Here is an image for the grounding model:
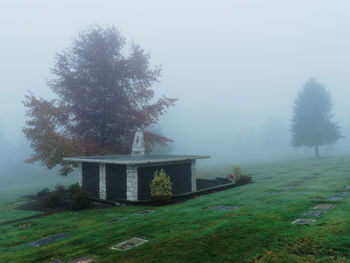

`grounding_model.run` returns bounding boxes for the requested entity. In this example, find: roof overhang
[63,154,210,165]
